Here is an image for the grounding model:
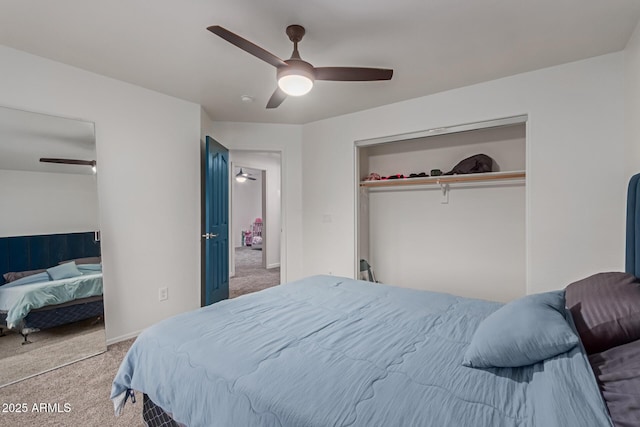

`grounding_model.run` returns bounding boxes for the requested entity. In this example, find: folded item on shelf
[363,172,381,181]
[445,154,493,175]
